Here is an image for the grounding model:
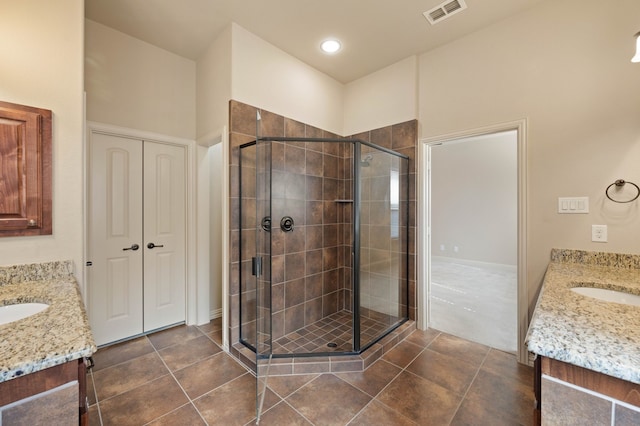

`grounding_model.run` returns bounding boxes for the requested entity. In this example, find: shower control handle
[261,216,271,232]
[280,216,294,232]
